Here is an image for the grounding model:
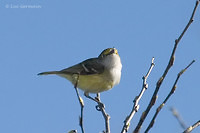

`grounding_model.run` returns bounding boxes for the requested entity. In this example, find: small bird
[38,48,122,98]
